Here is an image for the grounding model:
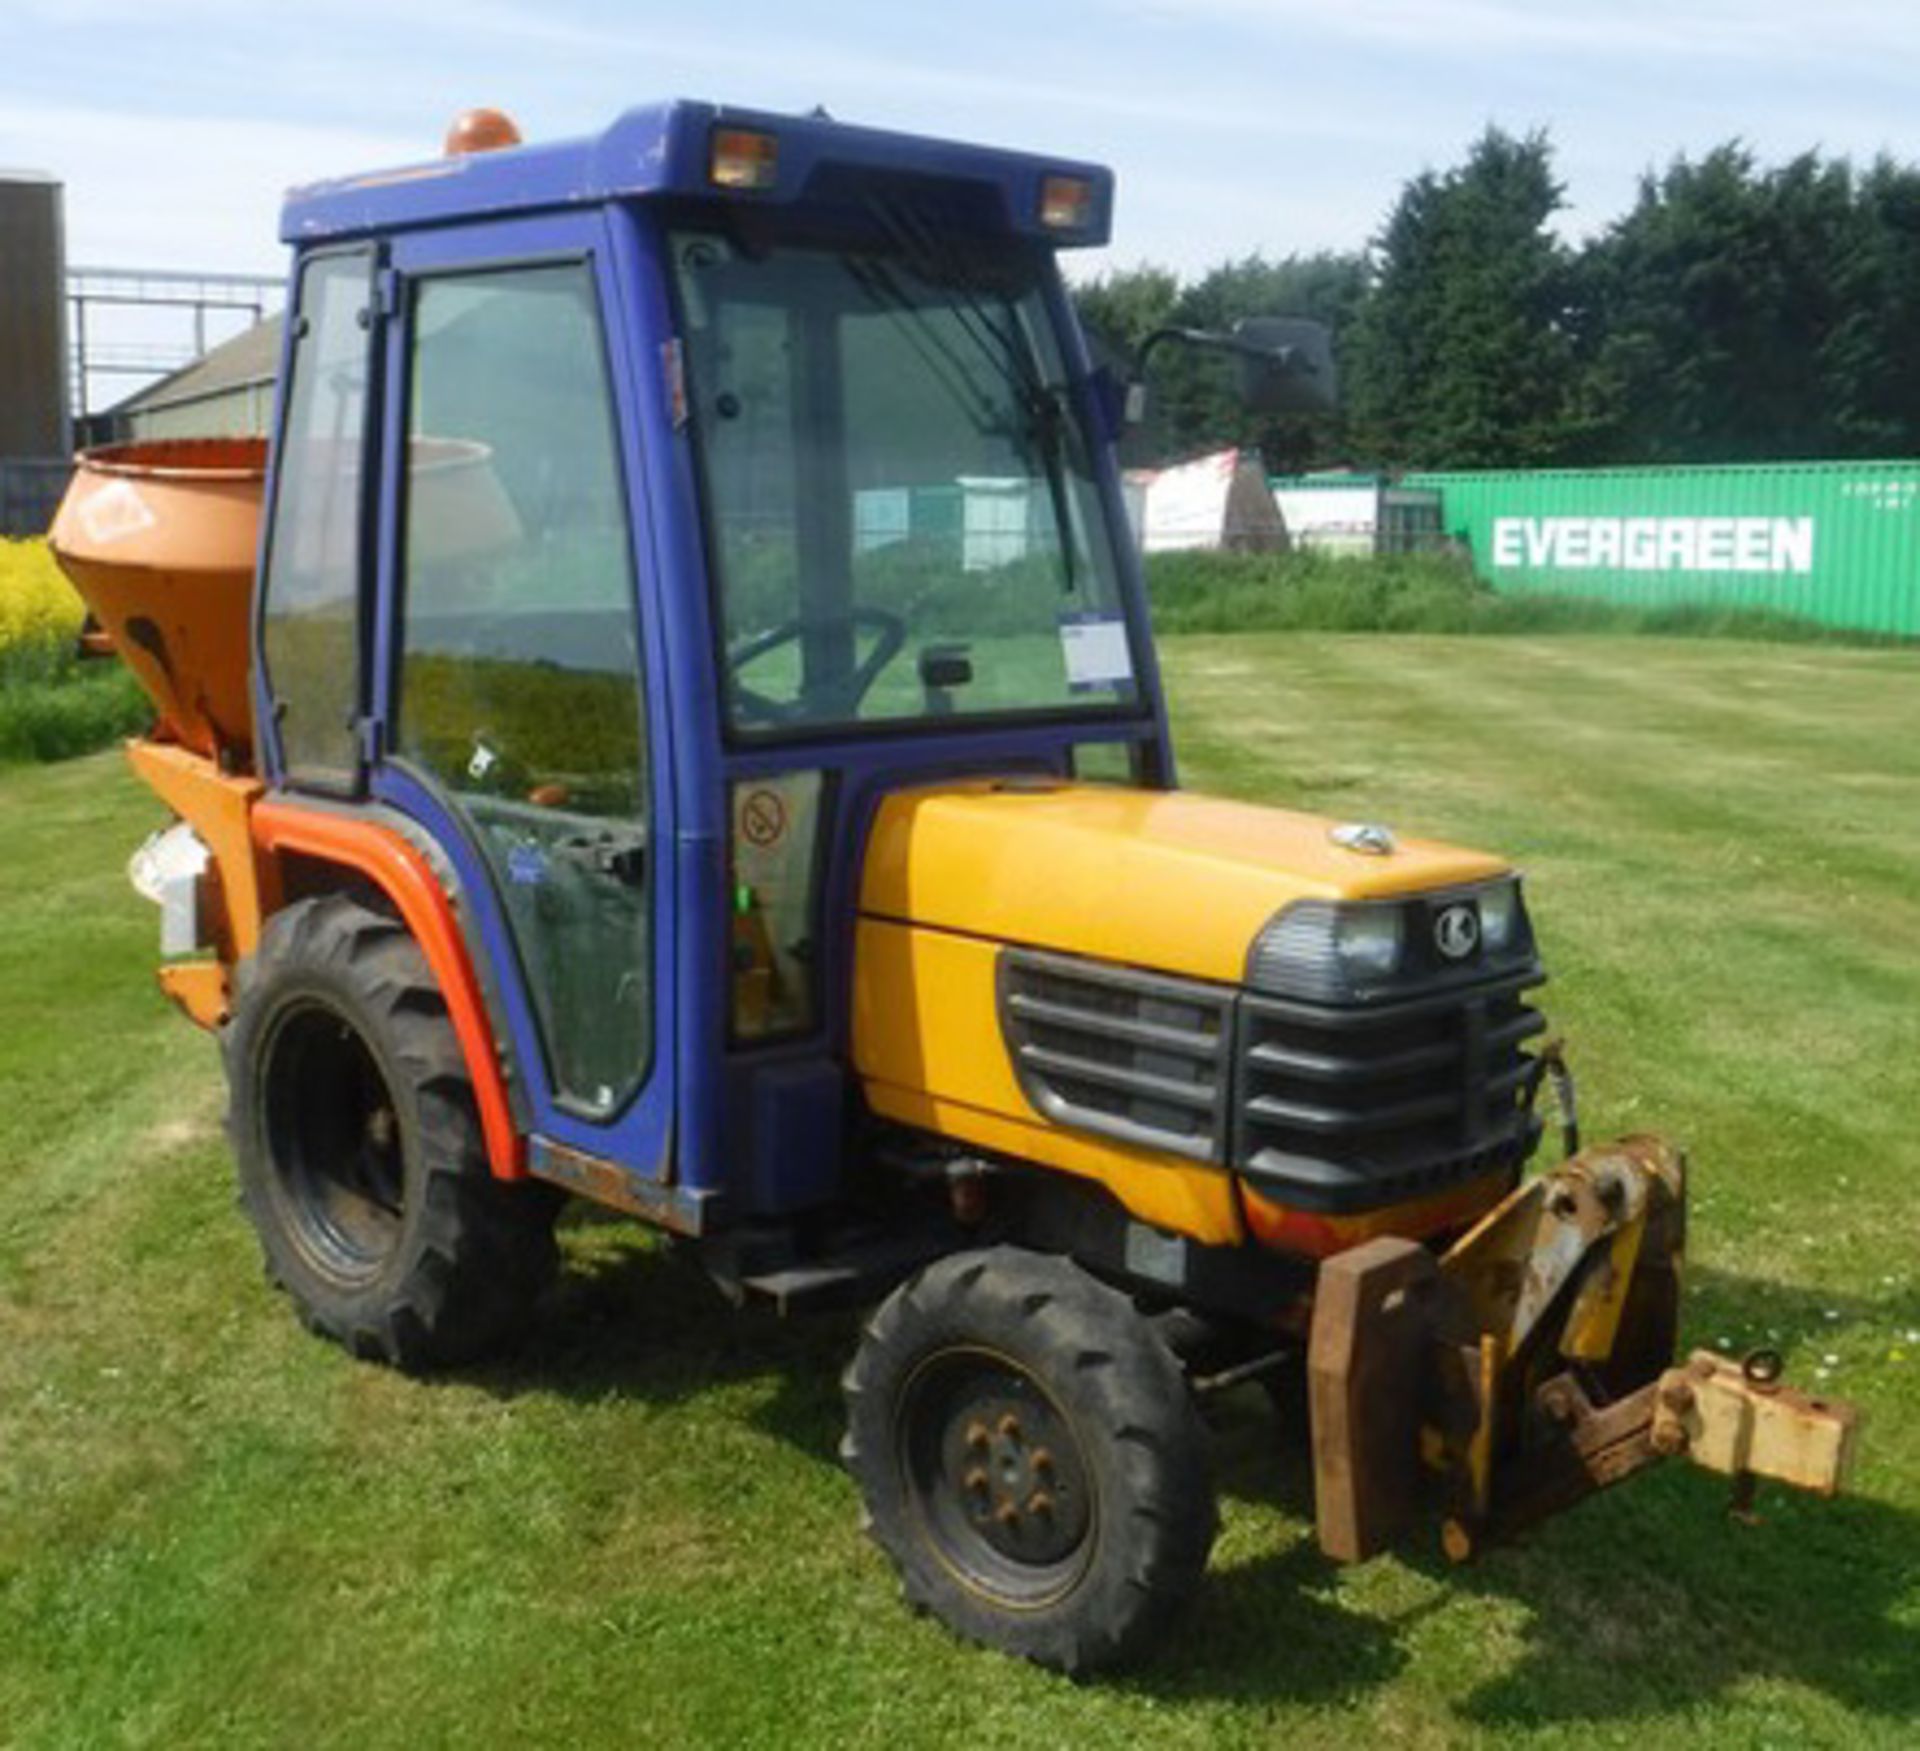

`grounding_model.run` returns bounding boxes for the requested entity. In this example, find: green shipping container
[1404,461,1920,636]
